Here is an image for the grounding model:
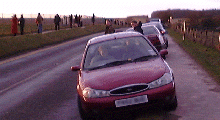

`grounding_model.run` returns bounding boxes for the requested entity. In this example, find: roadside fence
[171,24,220,51]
